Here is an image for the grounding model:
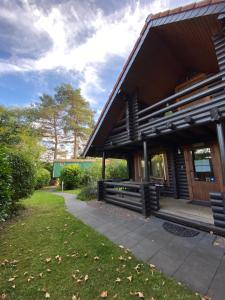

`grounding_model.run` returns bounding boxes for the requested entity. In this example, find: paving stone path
[56,192,225,300]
